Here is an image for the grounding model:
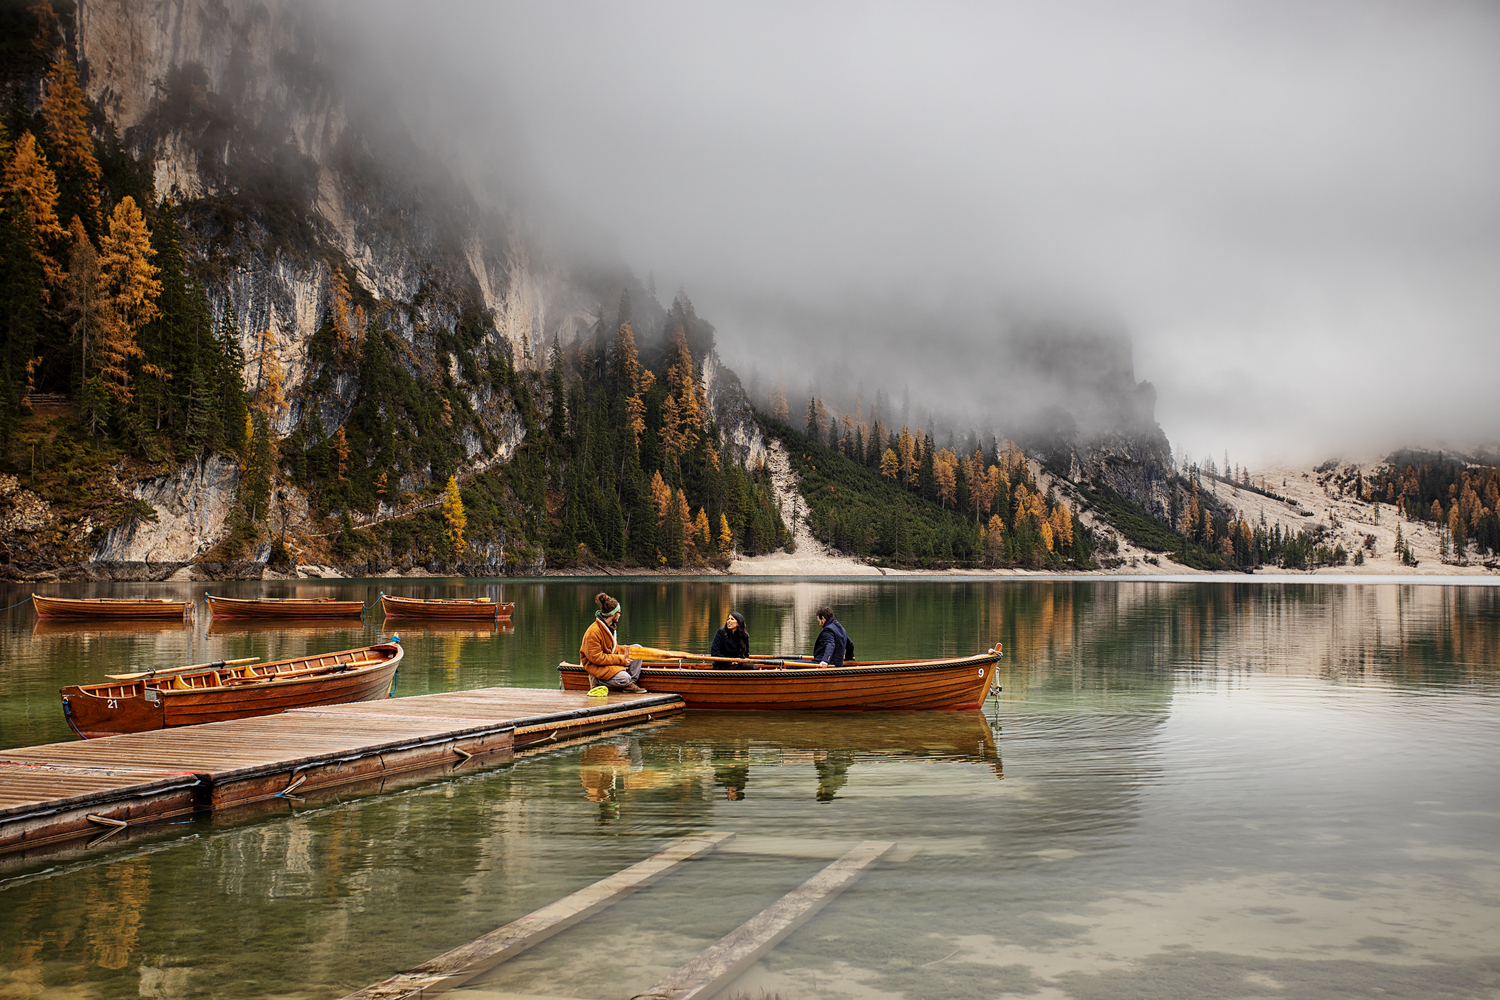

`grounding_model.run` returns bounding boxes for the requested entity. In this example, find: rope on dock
[0,595,33,612]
